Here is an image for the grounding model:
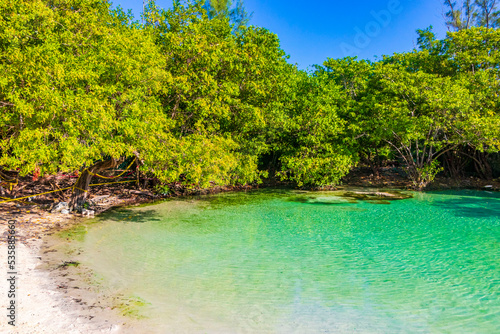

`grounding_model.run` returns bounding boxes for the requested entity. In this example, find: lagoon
[61,189,500,333]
